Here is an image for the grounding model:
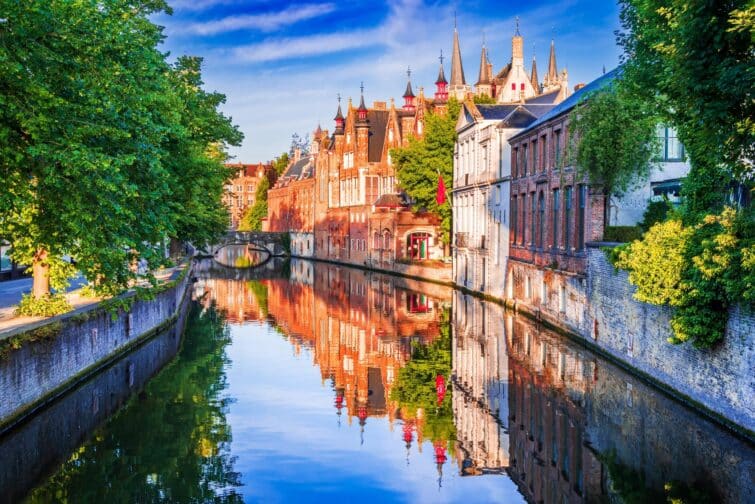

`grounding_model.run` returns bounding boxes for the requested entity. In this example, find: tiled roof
[511,68,619,141]
[374,193,409,208]
[367,110,389,163]
[475,104,519,120]
[524,89,561,105]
